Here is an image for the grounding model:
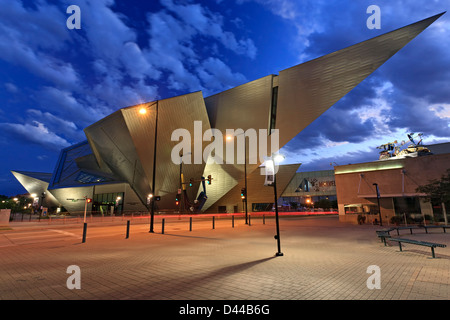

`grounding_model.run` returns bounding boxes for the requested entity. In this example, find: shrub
[390,215,403,225]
